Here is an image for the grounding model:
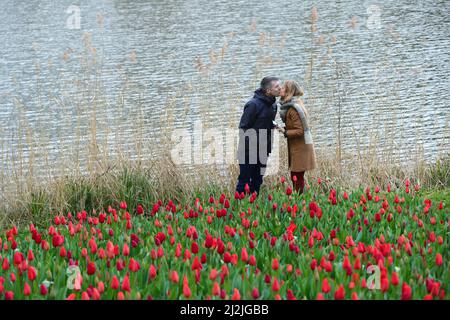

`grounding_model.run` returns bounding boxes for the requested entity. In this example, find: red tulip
[272,277,280,292]
[129,258,141,272]
[149,265,157,280]
[310,259,317,270]
[209,269,218,280]
[191,256,202,271]
[5,291,14,300]
[191,242,199,254]
[157,246,165,257]
[13,252,24,266]
[328,251,335,261]
[111,275,120,290]
[123,243,130,256]
[52,234,64,247]
[272,258,279,271]
[401,282,412,300]
[183,276,191,299]
[381,277,389,293]
[59,247,67,258]
[2,258,10,271]
[231,288,241,300]
[171,271,179,283]
[28,266,37,281]
[361,278,367,288]
[131,234,140,248]
[231,253,238,265]
[27,250,35,262]
[353,258,361,270]
[224,252,232,263]
[79,291,89,300]
[24,282,31,296]
[116,259,125,271]
[66,293,76,300]
[286,186,292,196]
[375,212,381,222]
[87,262,96,275]
[241,248,249,262]
[252,288,259,299]
[97,281,105,294]
[249,255,256,266]
[287,289,296,300]
[322,278,331,293]
[122,274,131,292]
[40,284,48,296]
[436,253,443,266]
[334,285,345,300]
[212,281,220,296]
[91,288,101,300]
[308,236,314,248]
[346,208,355,220]
[431,282,441,297]
[343,255,351,269]
[204,234,214,248]
[287,222,297,234]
